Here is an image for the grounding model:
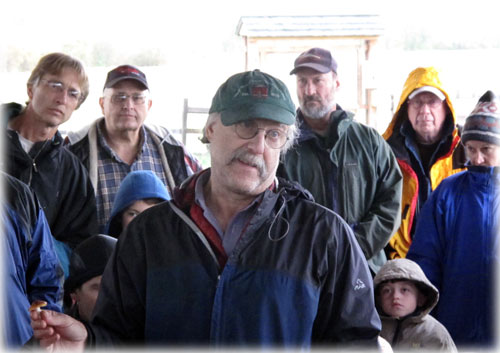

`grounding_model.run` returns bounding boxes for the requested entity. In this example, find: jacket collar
[173,169,314,212]
[296,105,353,144]
[3,102,63,151]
